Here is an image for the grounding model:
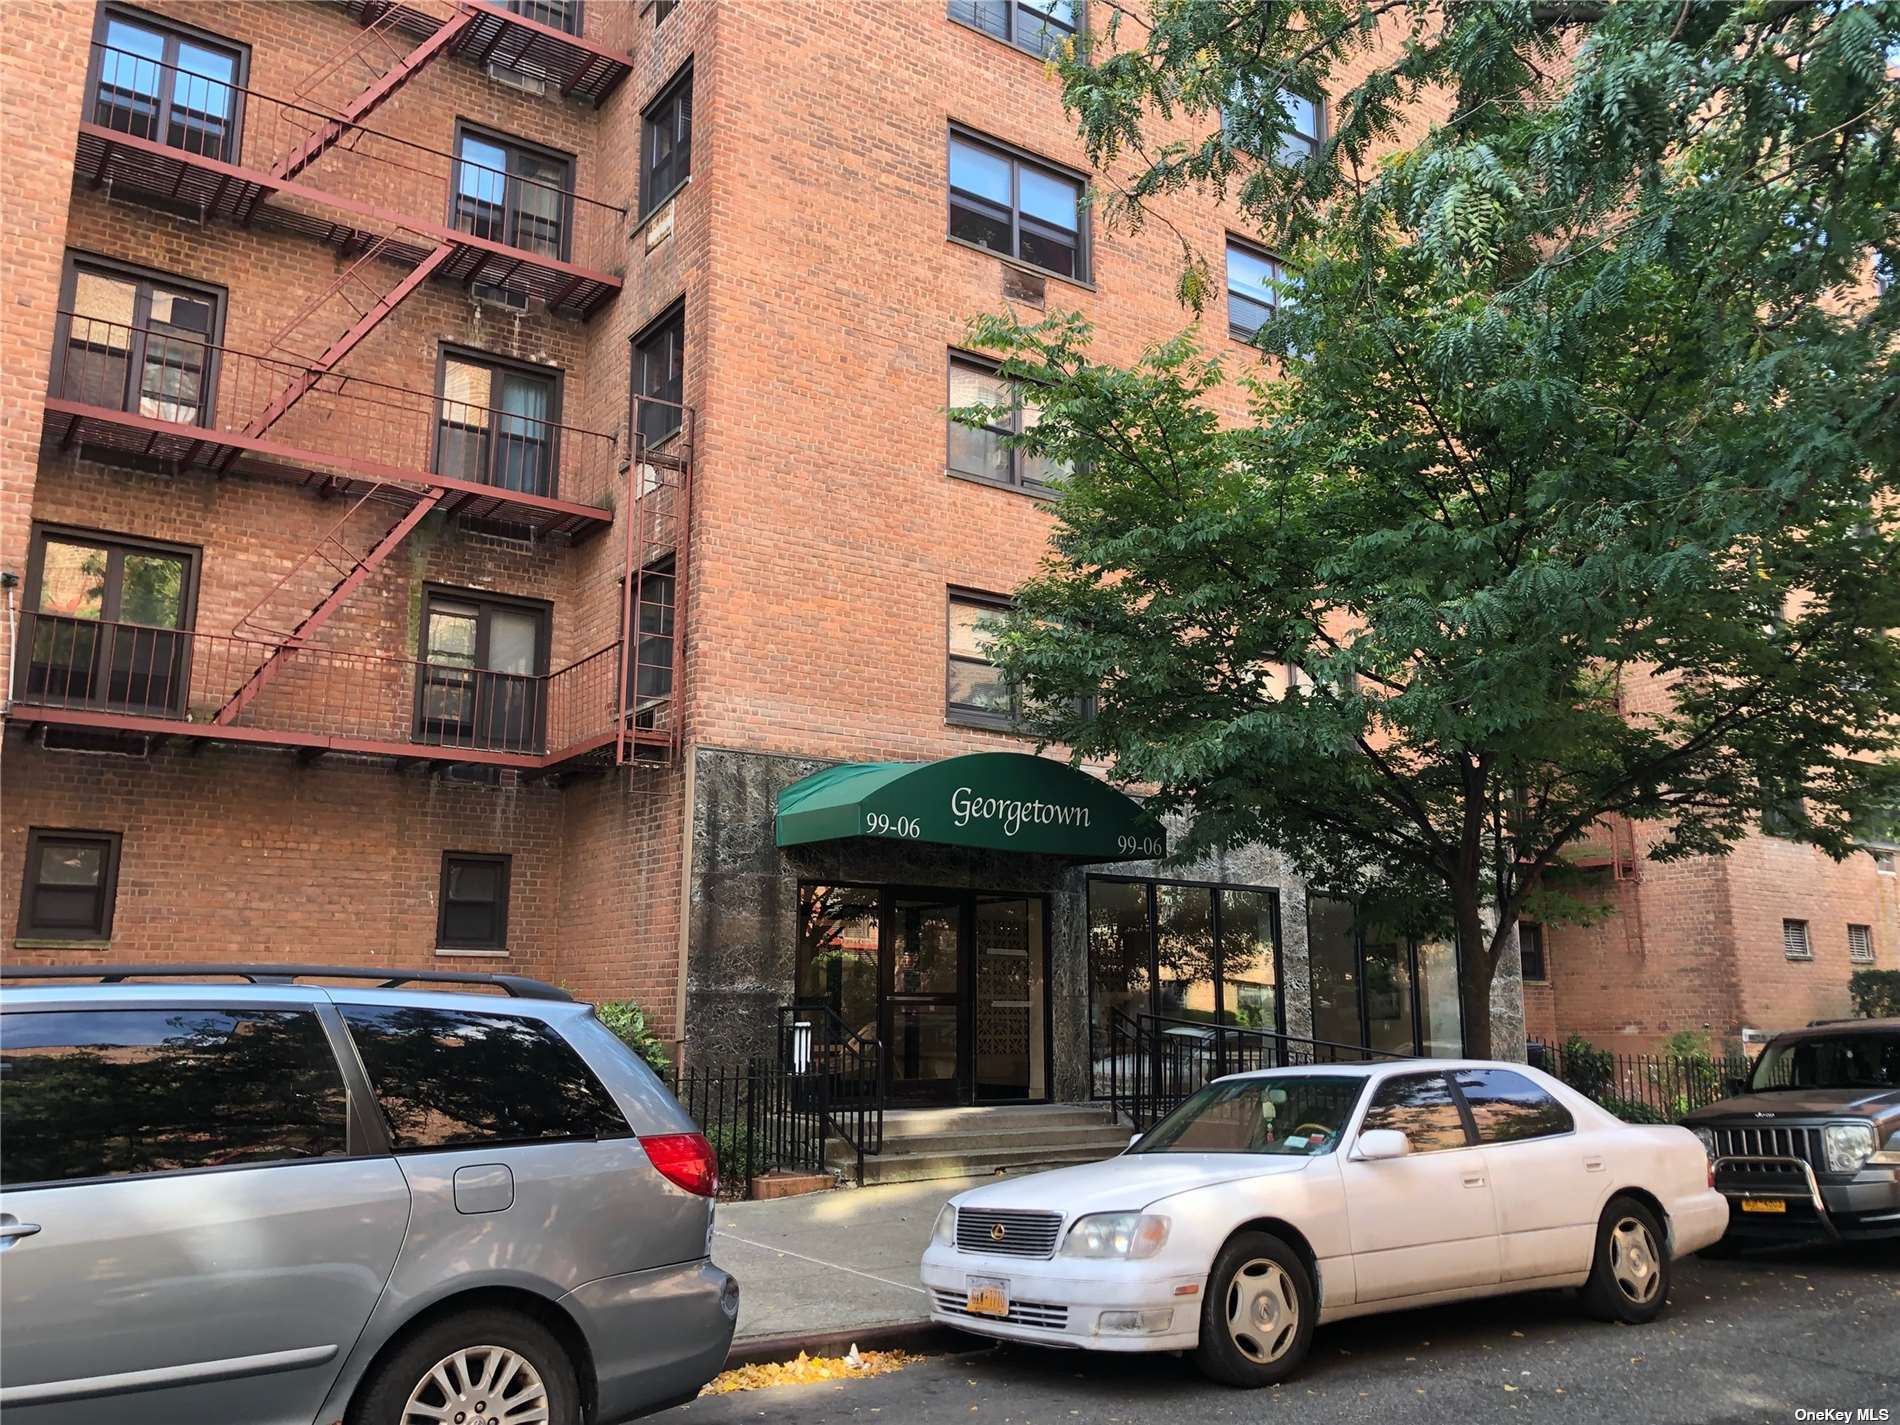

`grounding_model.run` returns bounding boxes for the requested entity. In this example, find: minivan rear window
[340,1005,630,1151]
[0,1008,348,1187]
